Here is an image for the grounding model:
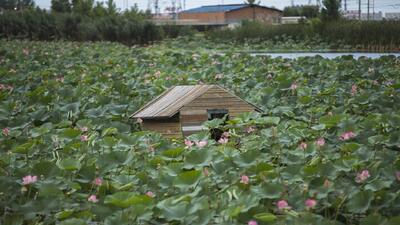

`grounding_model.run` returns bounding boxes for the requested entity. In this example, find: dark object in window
[207,109,229,120]
[207,109,229,141]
